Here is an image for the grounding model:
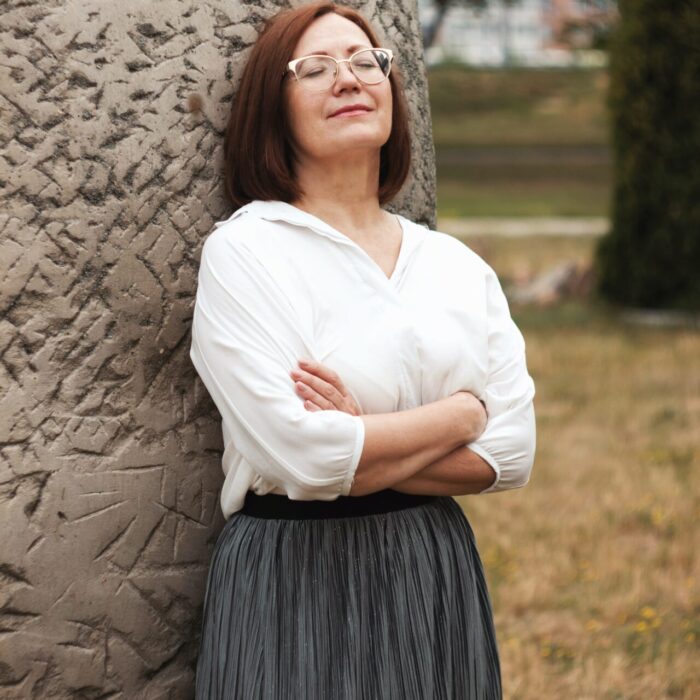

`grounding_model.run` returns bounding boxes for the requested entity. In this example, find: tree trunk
[0,1,437,696]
